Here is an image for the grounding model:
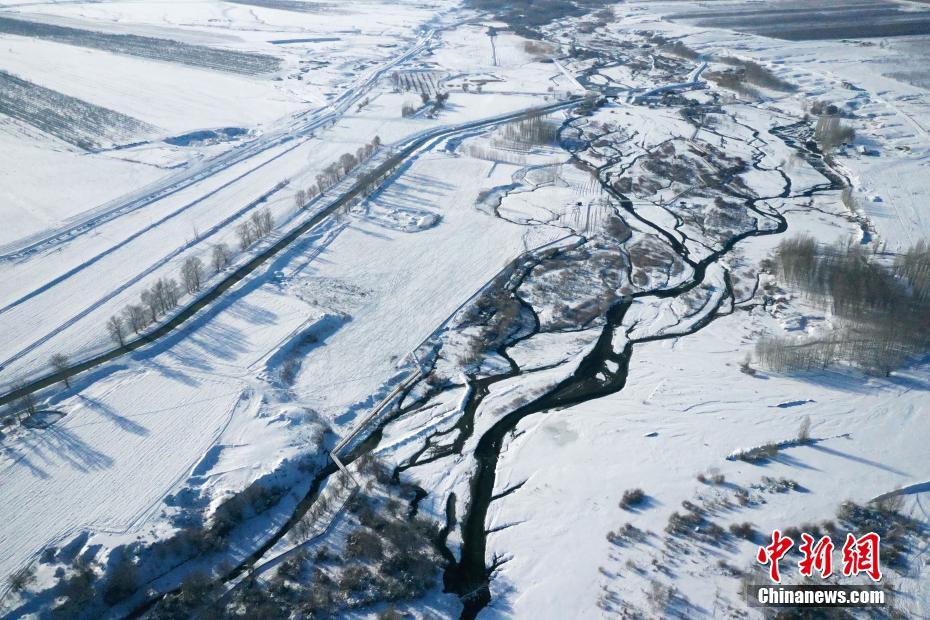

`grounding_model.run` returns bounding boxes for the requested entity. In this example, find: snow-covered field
[2,0,930,618]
